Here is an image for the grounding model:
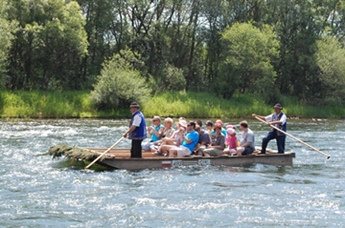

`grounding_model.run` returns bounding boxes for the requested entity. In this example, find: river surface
[0,118,344,227]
